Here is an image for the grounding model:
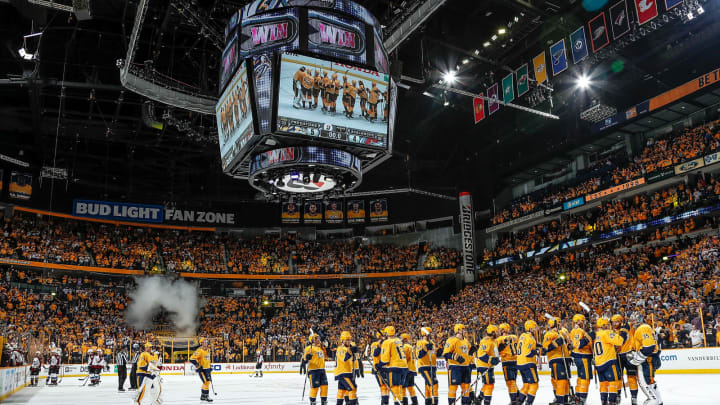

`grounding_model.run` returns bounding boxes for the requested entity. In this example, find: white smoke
[125,276,202,336]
